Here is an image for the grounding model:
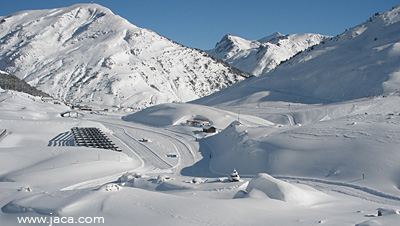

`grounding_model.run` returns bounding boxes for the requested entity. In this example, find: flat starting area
[71,127,121,152]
